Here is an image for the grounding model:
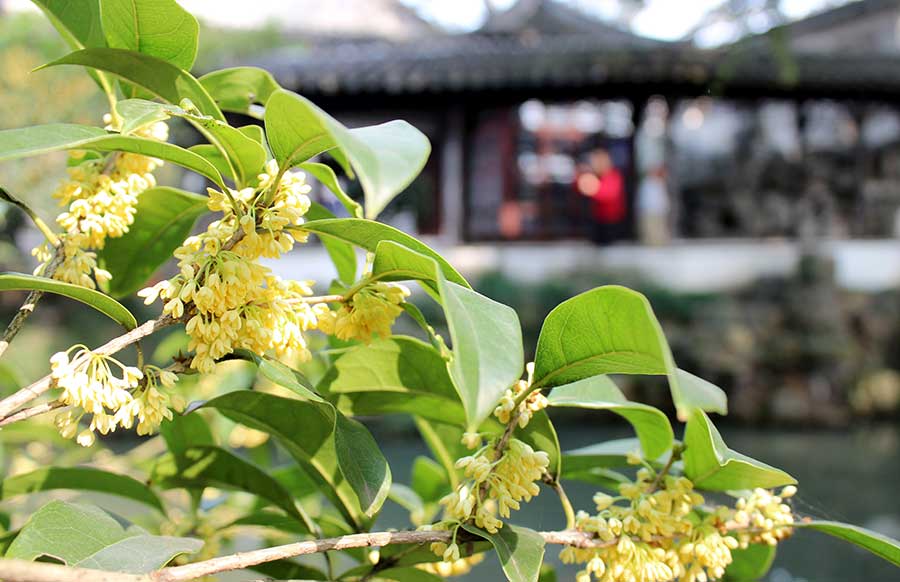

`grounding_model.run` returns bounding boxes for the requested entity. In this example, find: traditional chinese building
[257,0,900,291]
